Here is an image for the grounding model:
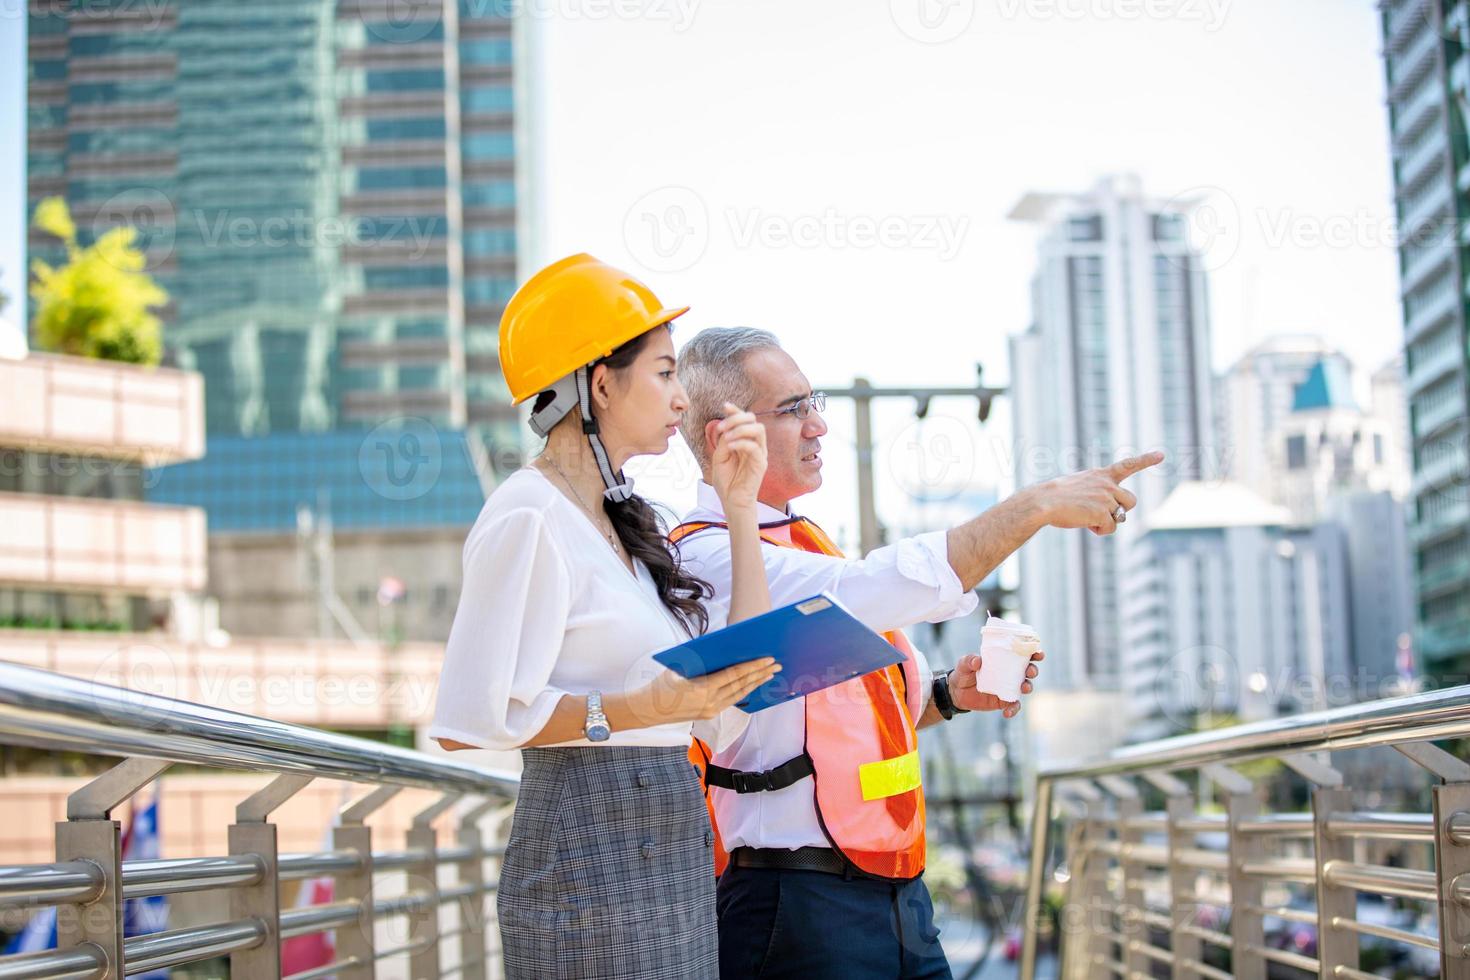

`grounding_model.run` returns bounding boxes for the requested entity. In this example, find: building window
[1286,434,1308,469]
[1068,215,1103,242]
